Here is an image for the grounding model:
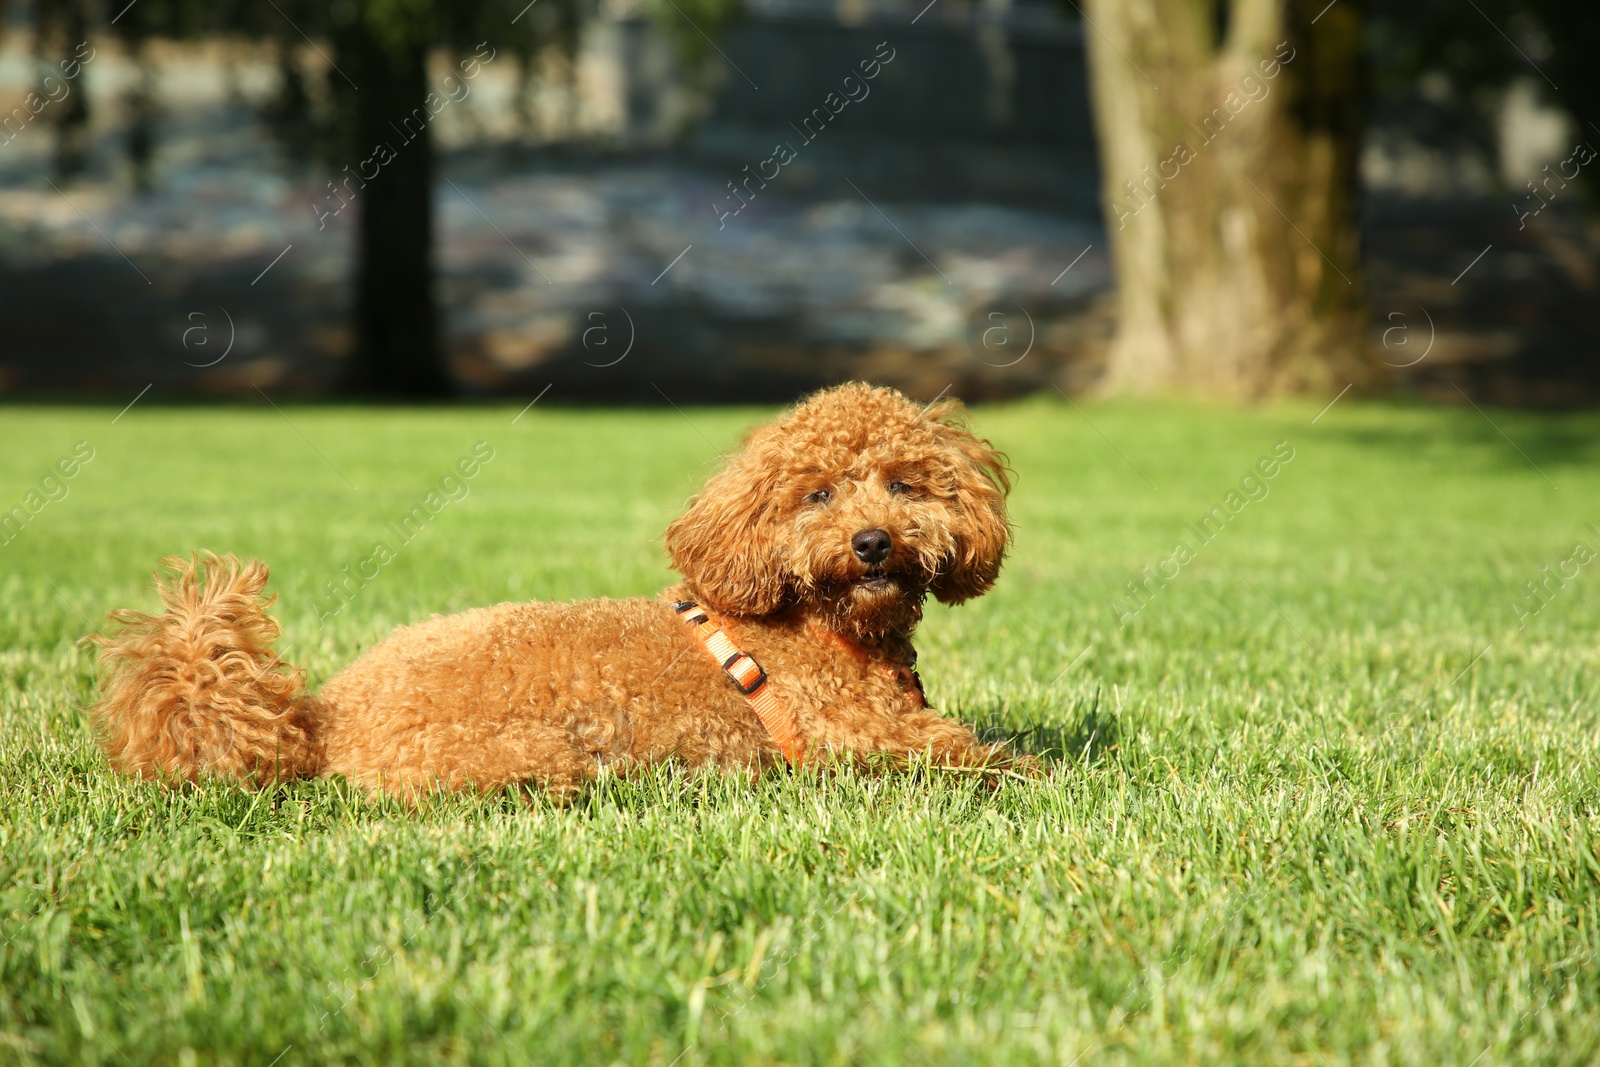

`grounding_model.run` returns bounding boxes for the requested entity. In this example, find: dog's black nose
[851,529,892,565]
